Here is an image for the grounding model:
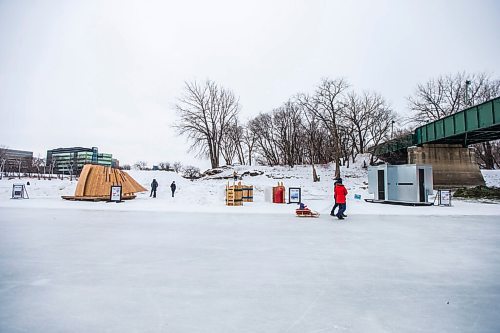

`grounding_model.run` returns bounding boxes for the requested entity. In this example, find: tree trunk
[312,164,320,182]
[483,141,494,169]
